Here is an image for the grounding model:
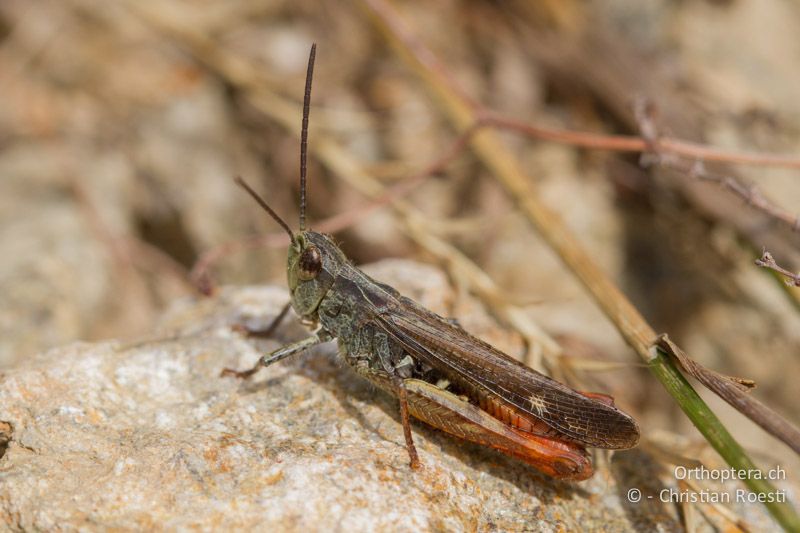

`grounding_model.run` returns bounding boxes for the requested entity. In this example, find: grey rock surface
[0,150,111,368]
[0,261,778,531]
